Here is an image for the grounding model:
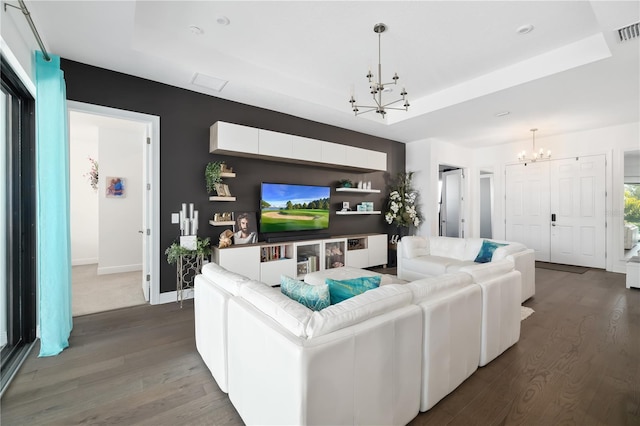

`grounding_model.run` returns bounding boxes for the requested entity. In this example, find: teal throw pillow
[474,240,508,263]
[280,275,330,311]
[325,276,381,305]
